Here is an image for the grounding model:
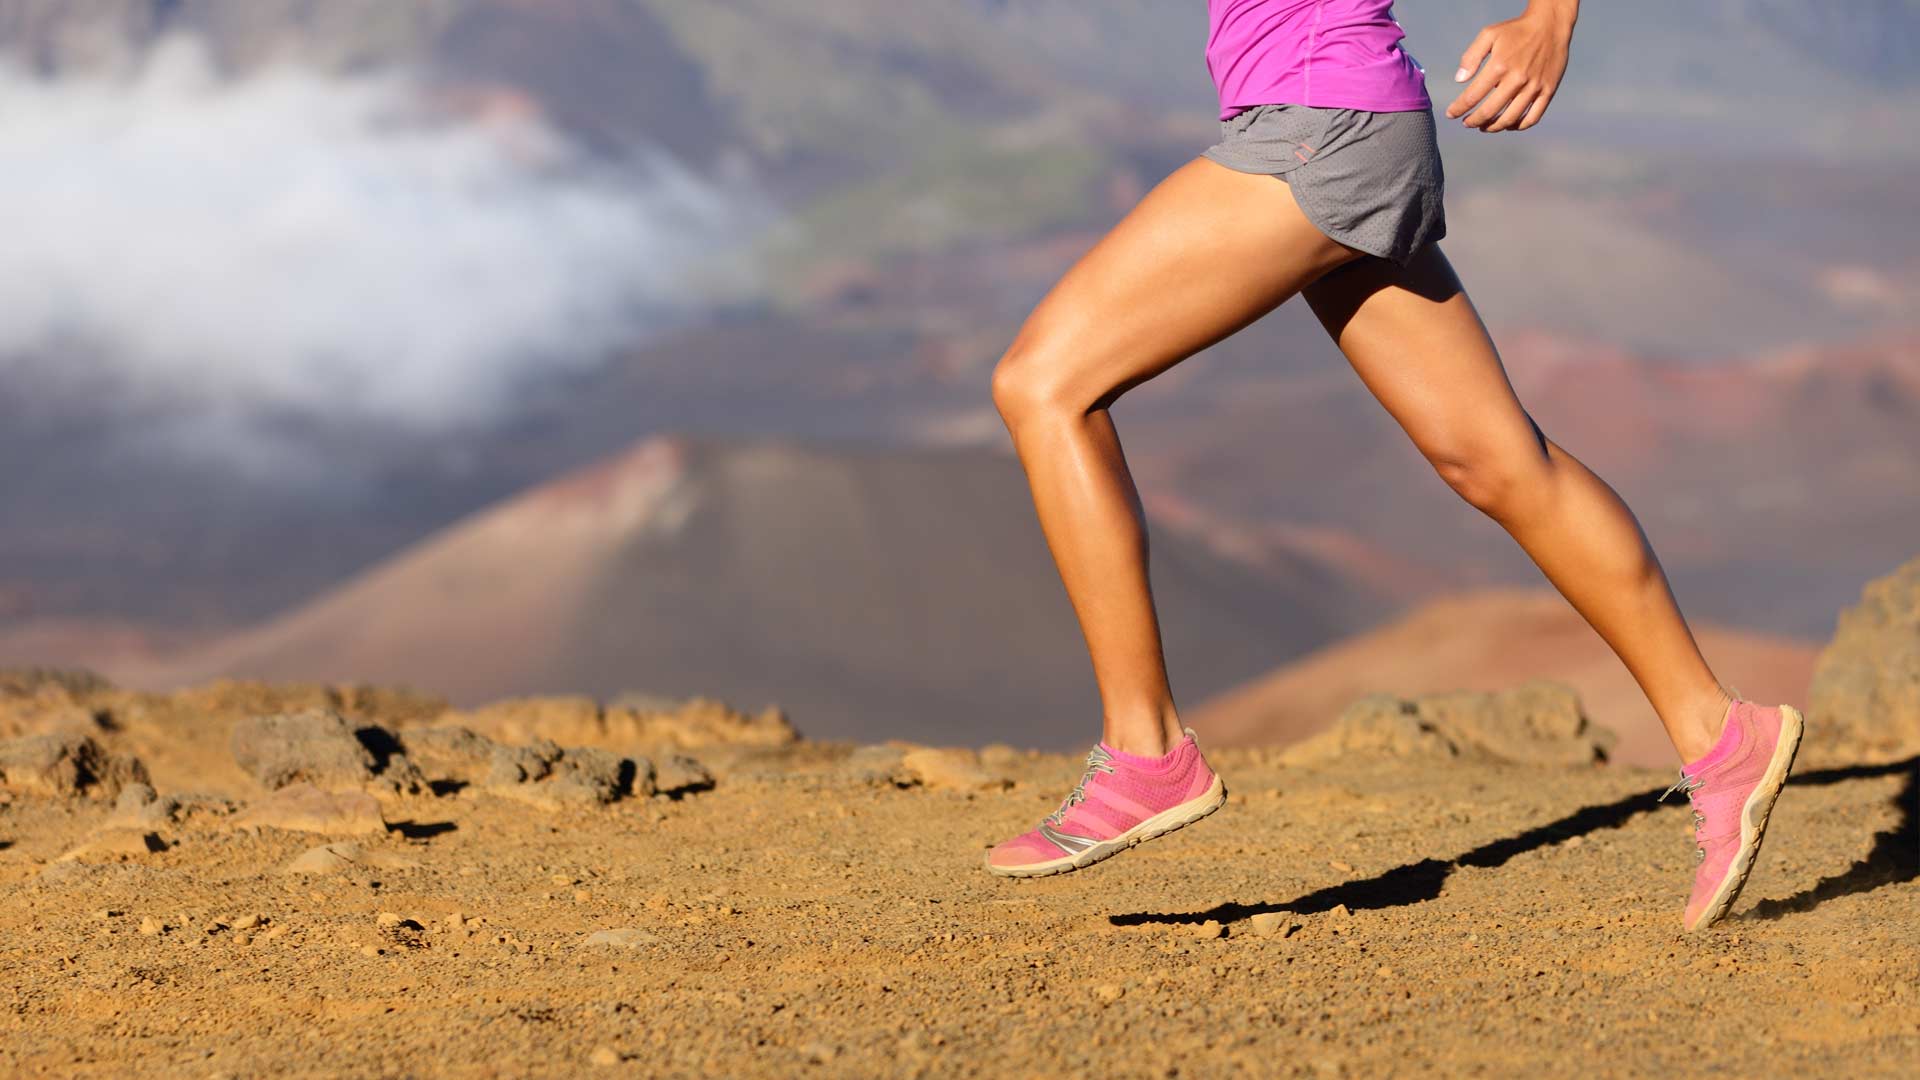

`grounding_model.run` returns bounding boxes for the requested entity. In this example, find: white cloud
[0,39,766,466]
